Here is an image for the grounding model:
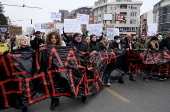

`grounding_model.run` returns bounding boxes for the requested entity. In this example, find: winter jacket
[120,38,135,50]
[11,46,34,53]
[109,42,123,49]
[159,37,170,50]
[67,39,87,52]
[135,39,147,49]
[89,41,105,52]
[30,37,45,50]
